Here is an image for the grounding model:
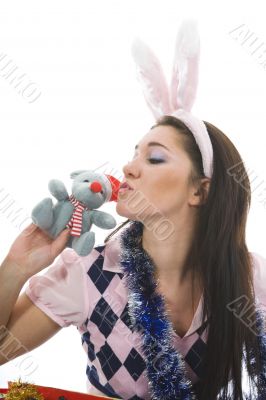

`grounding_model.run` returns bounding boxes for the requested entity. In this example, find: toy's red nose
[90,181,102,193]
